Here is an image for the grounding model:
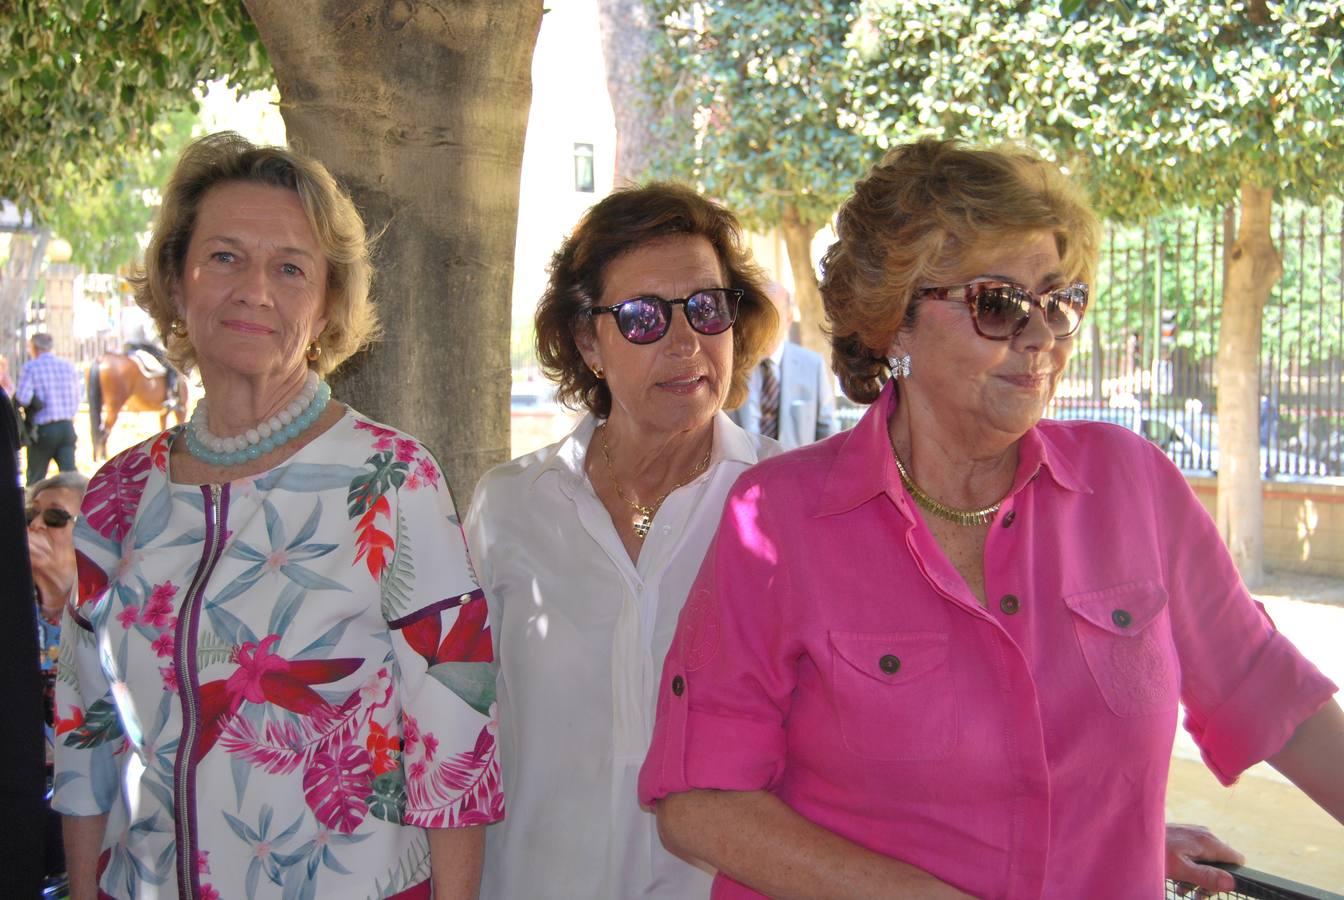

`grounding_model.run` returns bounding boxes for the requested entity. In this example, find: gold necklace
[891,446,1005,527]
[600,425,712,539]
